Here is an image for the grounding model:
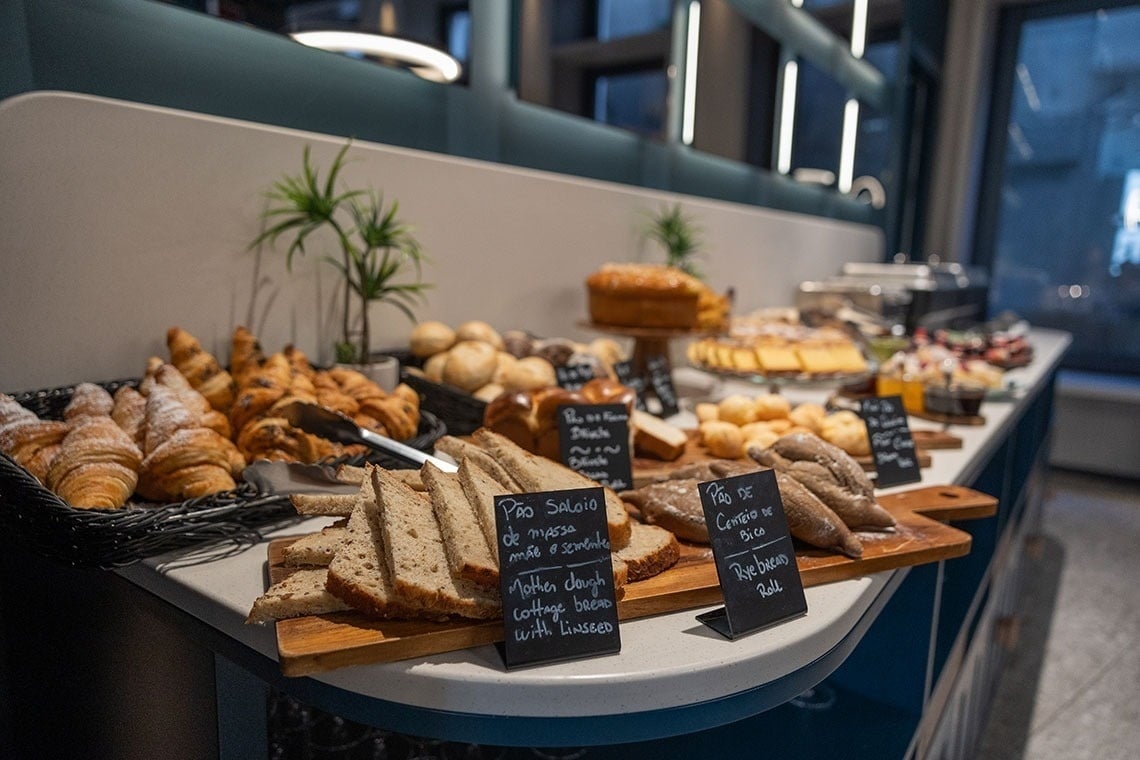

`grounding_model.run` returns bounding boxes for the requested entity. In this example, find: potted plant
[252,141,430,386]
[644,202,705,279]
